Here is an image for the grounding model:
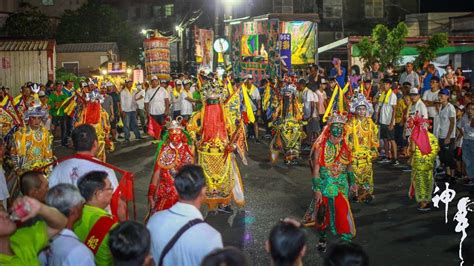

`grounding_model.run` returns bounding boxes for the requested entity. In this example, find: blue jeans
[462,139,474,181]
[123,111,141,140]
